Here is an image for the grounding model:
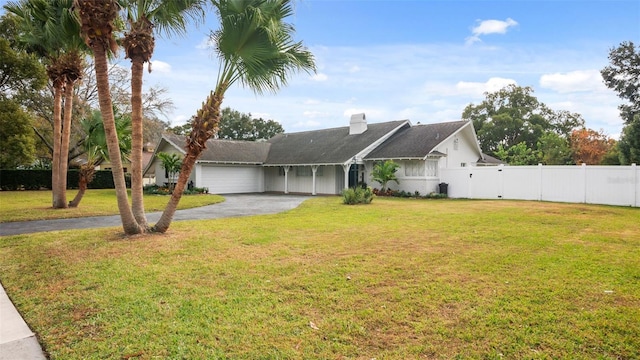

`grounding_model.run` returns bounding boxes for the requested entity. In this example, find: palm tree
[152,0,316,233]
[5,0,86,208]
[75,0,145,234]
[156,152,183,193]
[121,0,206,227]
[371,160,400,192]
[69,109,132,207]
